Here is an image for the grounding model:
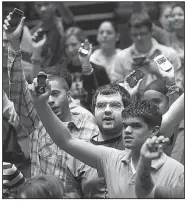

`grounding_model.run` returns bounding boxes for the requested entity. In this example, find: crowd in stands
[2,2,184,198]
